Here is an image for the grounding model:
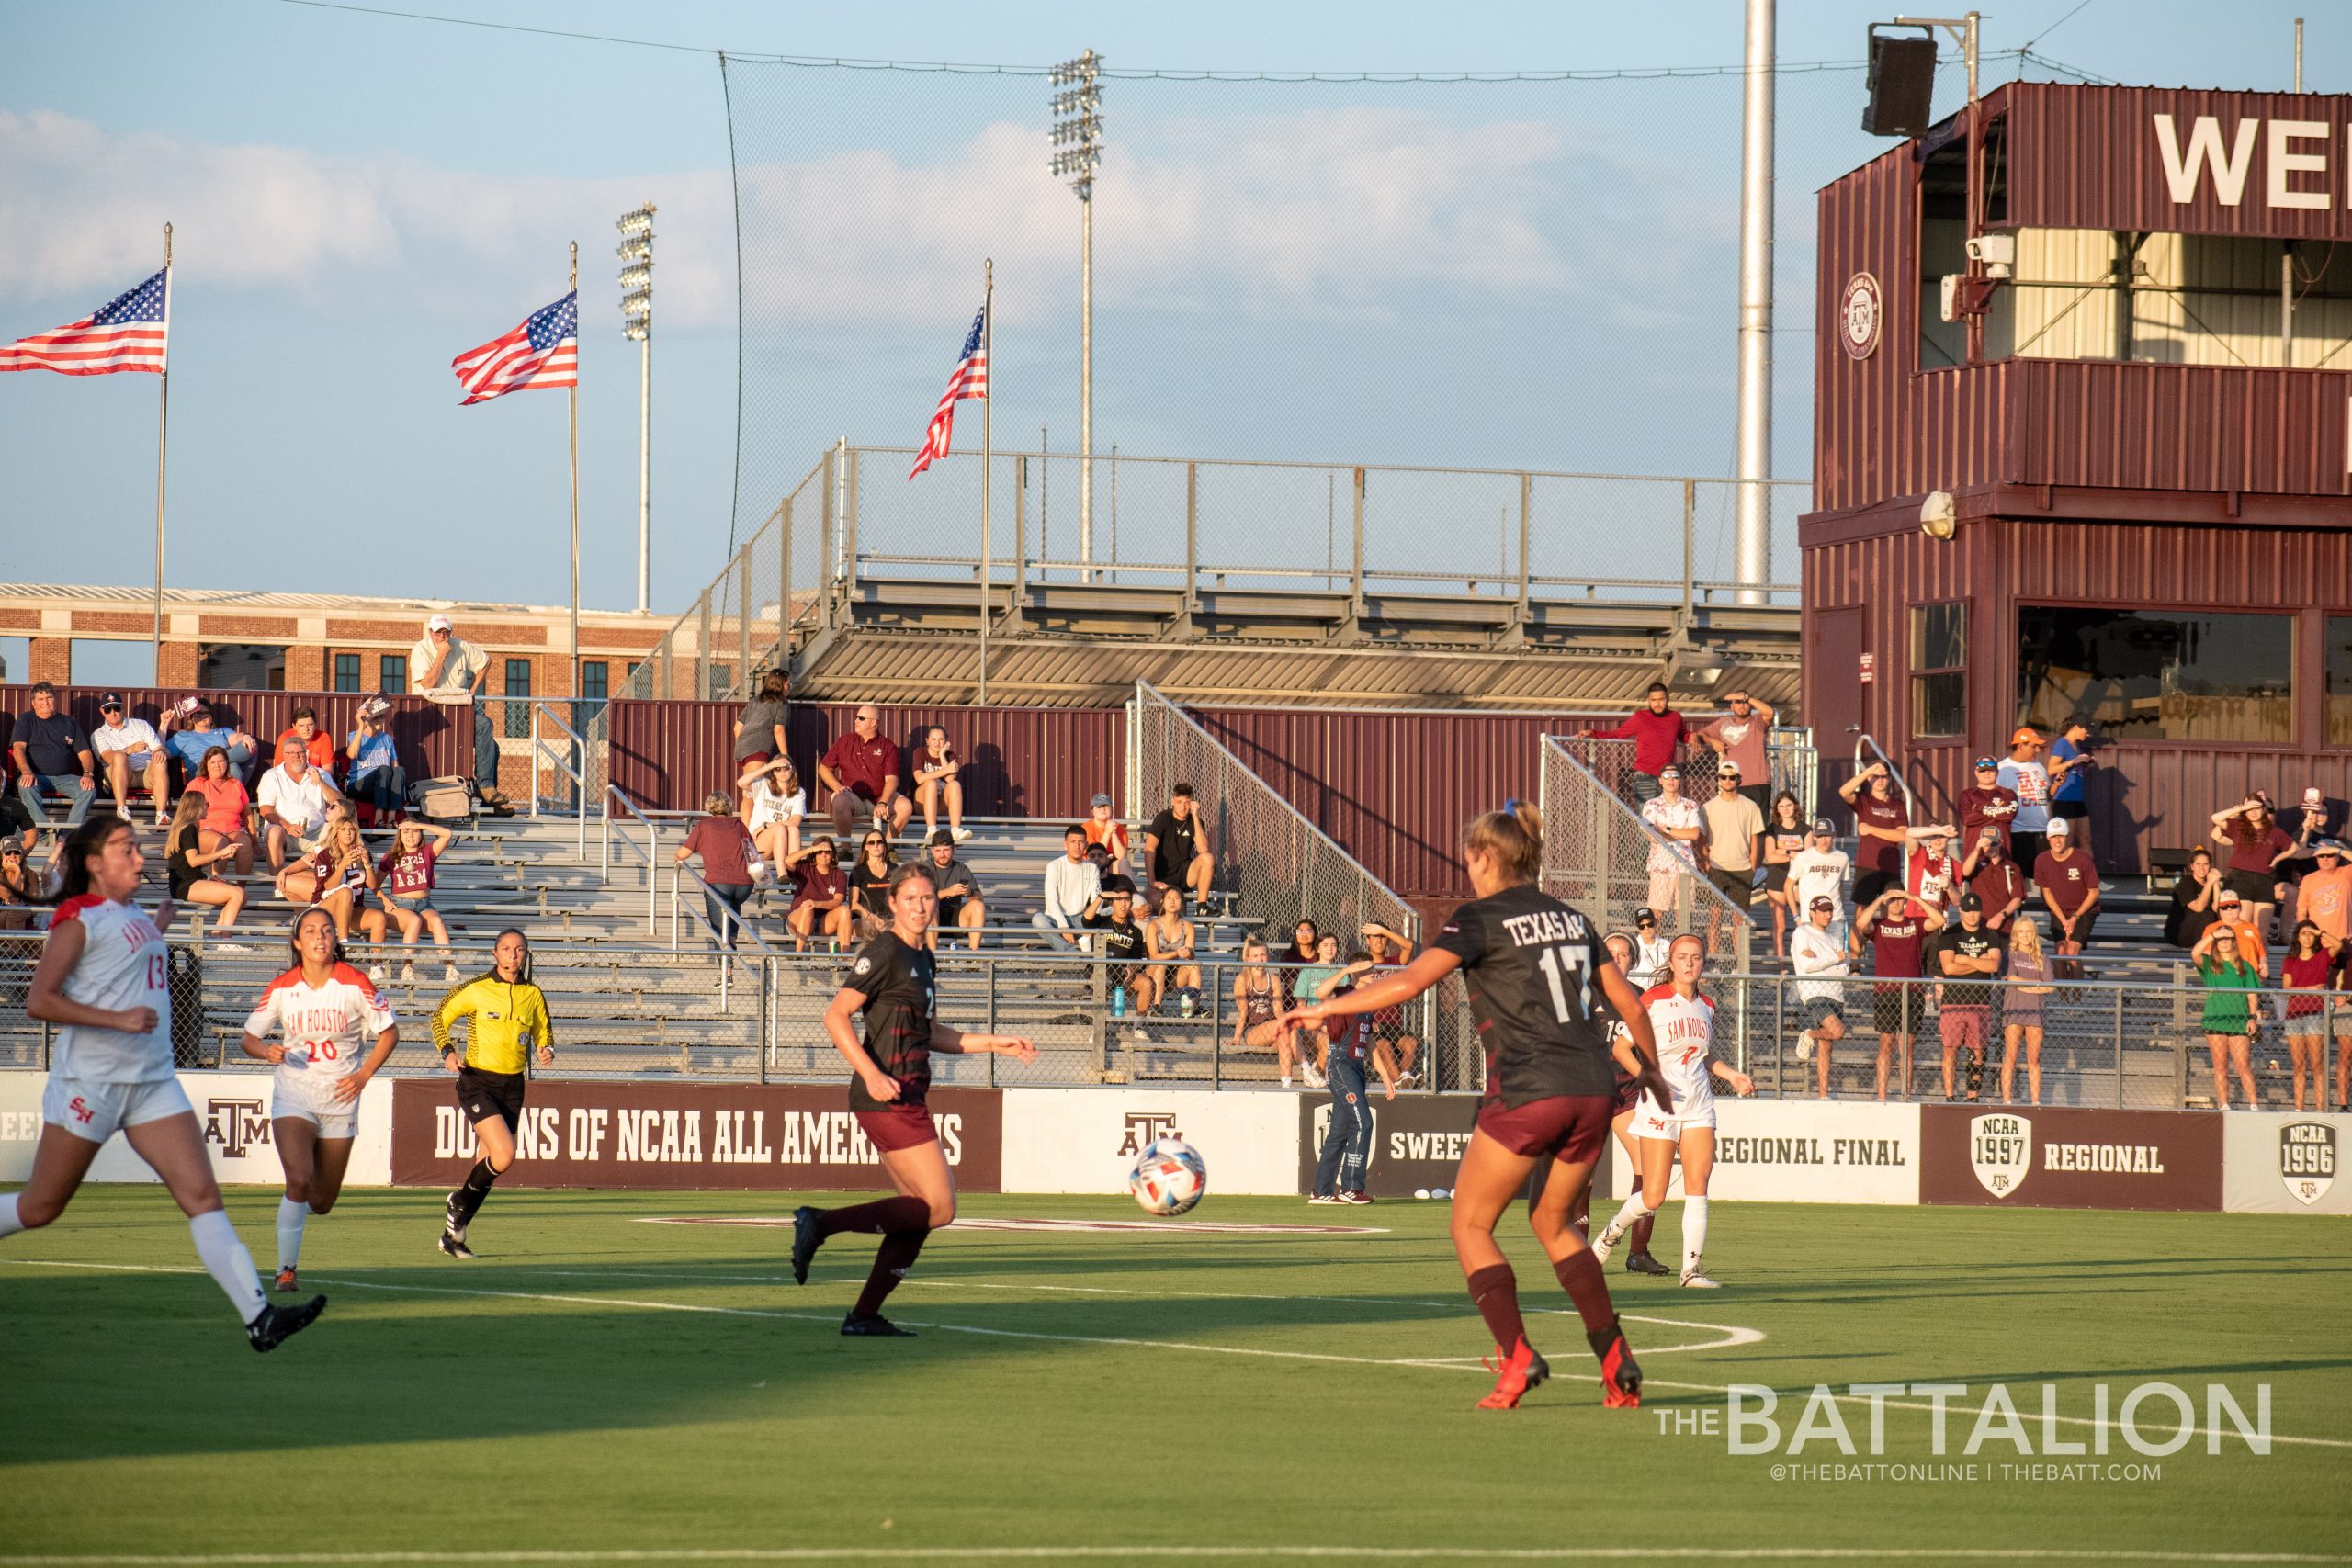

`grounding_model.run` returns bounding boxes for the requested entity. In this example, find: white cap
[2306,787,2325,807]
[426,614,454,632]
